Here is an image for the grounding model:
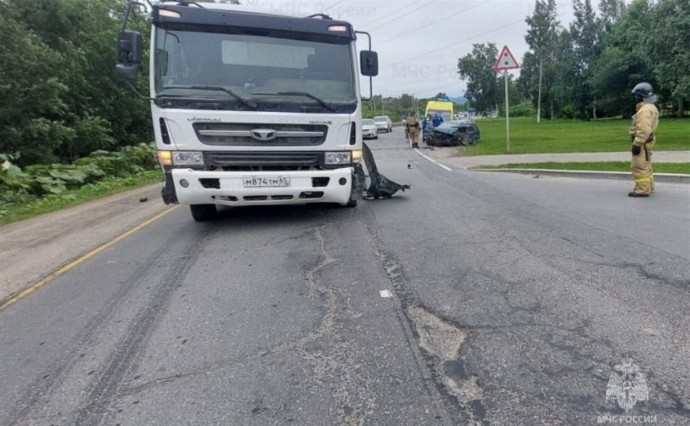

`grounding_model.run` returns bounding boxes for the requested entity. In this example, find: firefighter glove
[631,145,642,156]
